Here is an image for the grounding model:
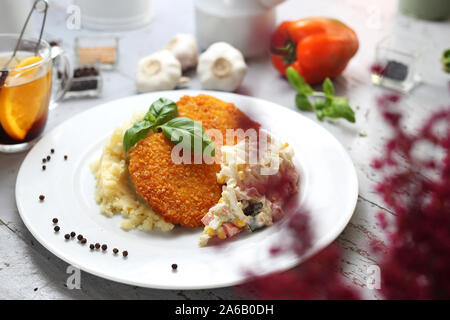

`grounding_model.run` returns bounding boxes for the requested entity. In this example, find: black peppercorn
[113,248,118,254]
[64,234,70,240]
[122,251,128,257]
[39,195,45,201]
[42,158,46,163]
[51,149,55,154]
[77,234,83,241]
[69,67,99,92]
[42,165,46,171]
[101,244,107,251]
[172,264,178,270]
[95,243,100,249]
[46,156,50,161]
[81,238,87,244]
[52,218,58,224]
[64,155,68,160]
[89,244,94,250]
[54,226,60,232]
[70,232,76,238]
